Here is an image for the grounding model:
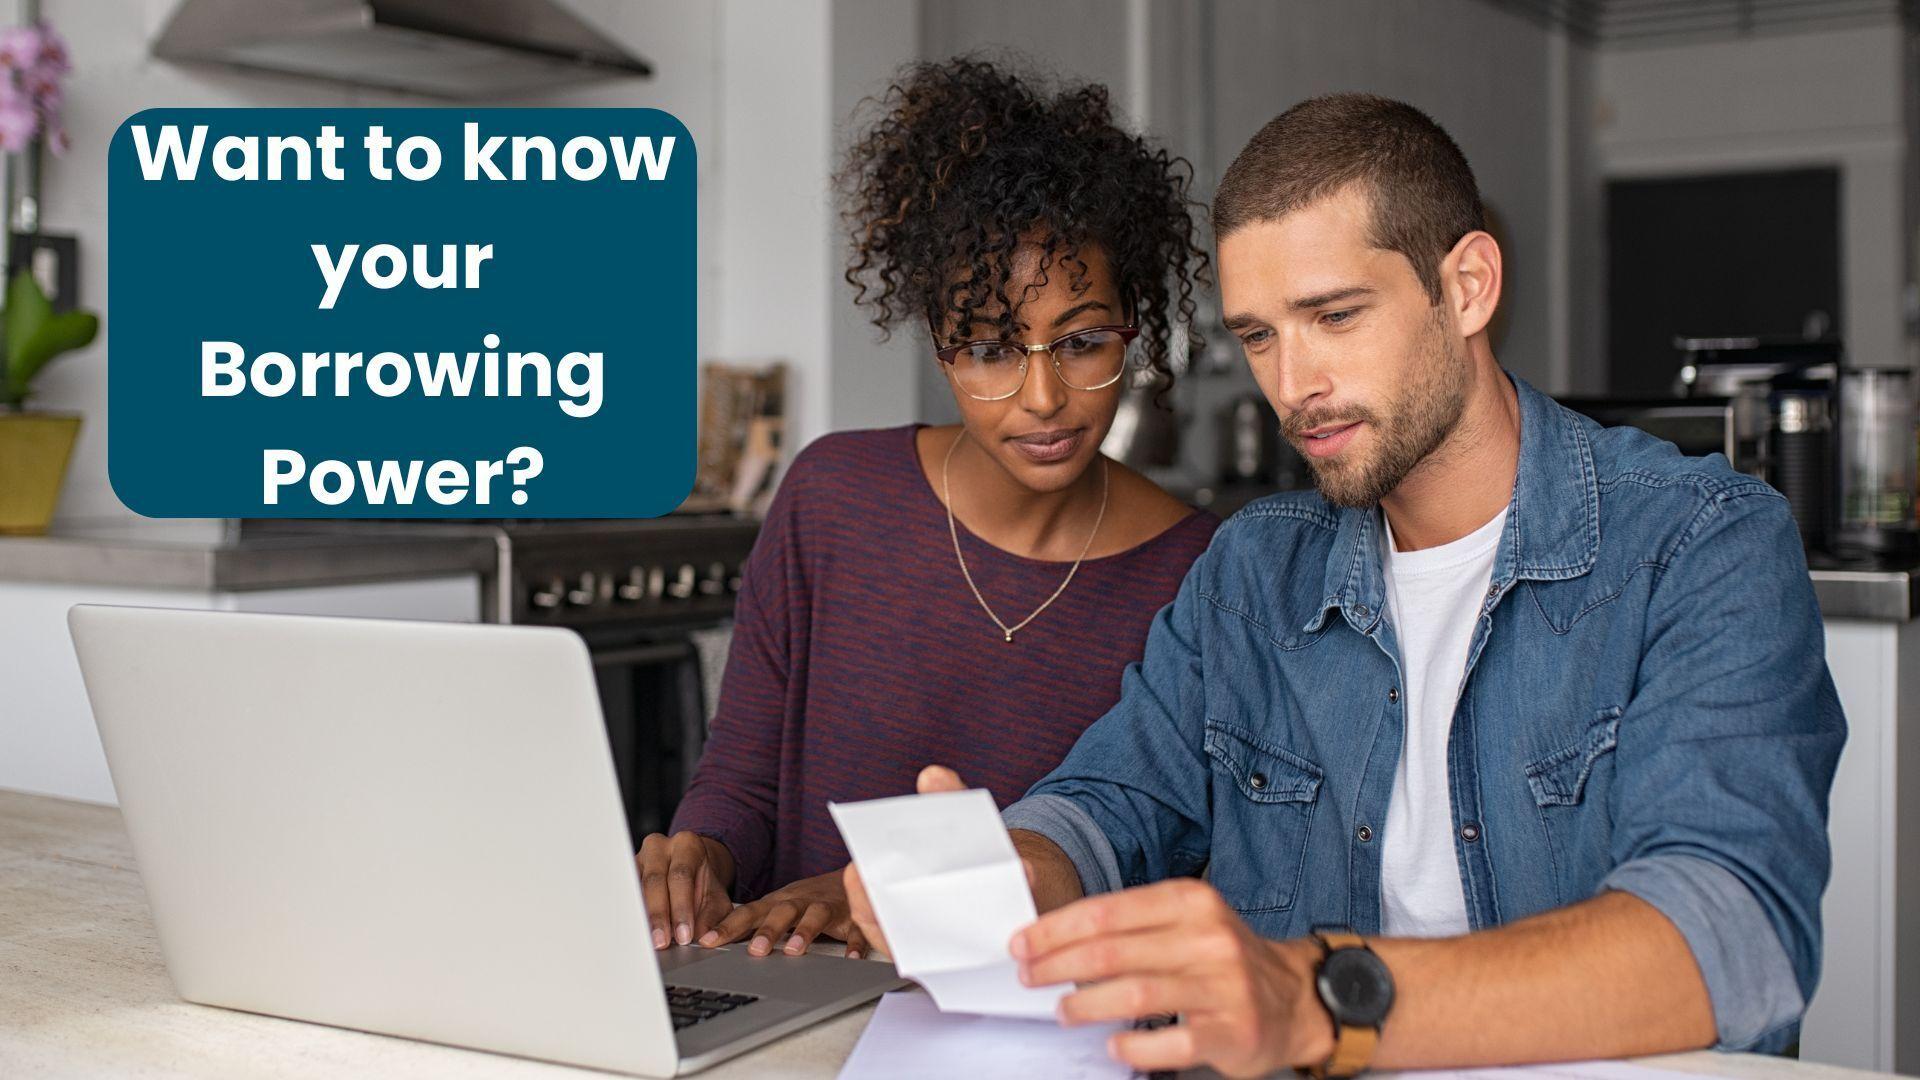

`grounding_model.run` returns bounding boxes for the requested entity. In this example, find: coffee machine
[1673,336,1916,559]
